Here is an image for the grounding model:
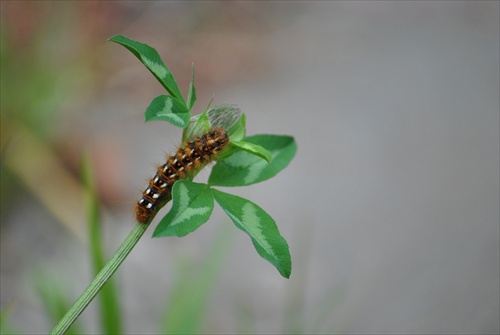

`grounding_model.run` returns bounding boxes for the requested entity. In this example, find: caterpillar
[135,128,229,224]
